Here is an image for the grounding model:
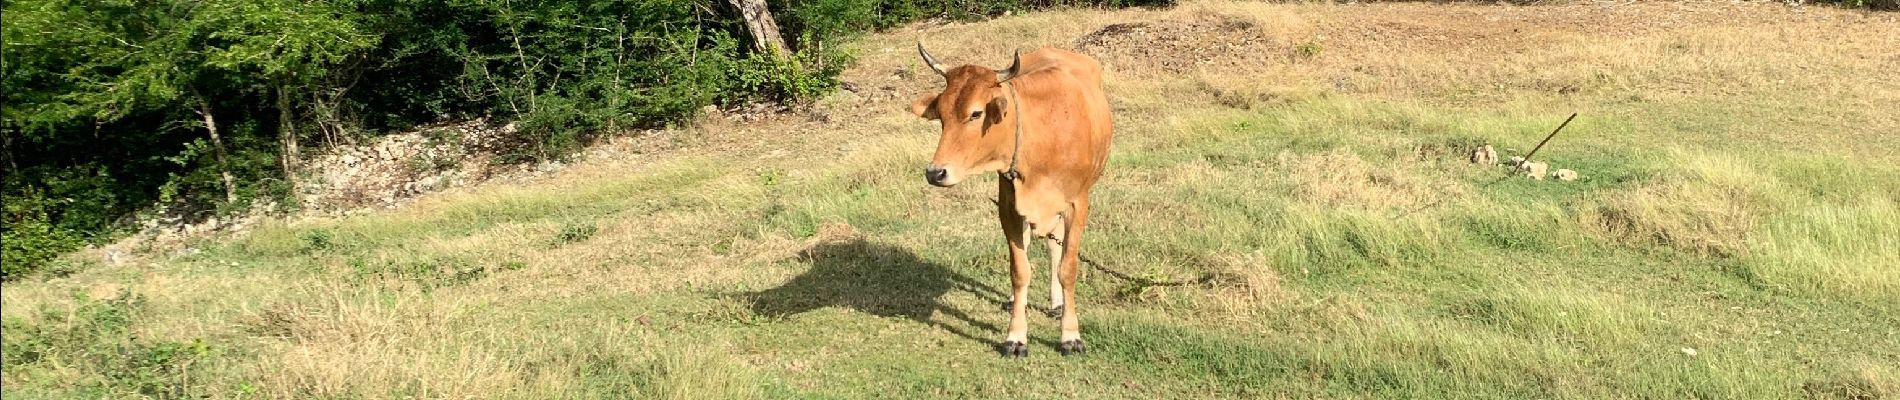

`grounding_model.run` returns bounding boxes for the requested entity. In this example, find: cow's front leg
[1001,221,1033,357]
[997,179,1033,357]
